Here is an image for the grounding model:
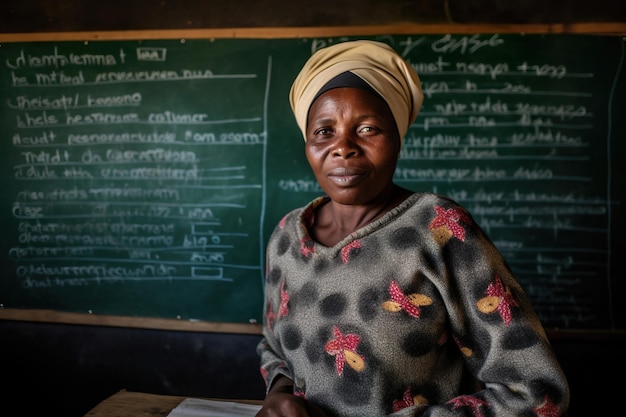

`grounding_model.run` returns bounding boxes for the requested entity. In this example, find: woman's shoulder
[269,196,329,234]
[404,191,466,212]
[396,192,475,230]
